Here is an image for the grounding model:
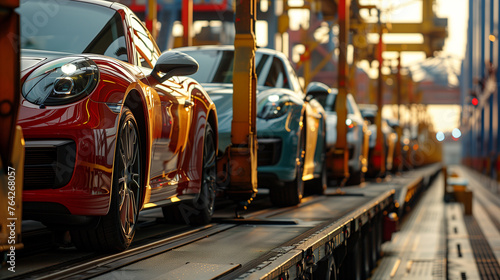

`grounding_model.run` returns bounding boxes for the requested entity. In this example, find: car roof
[358,104,378,111]
[53,0,112,7]
[175,45,283,56]
[47,0,131,12]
